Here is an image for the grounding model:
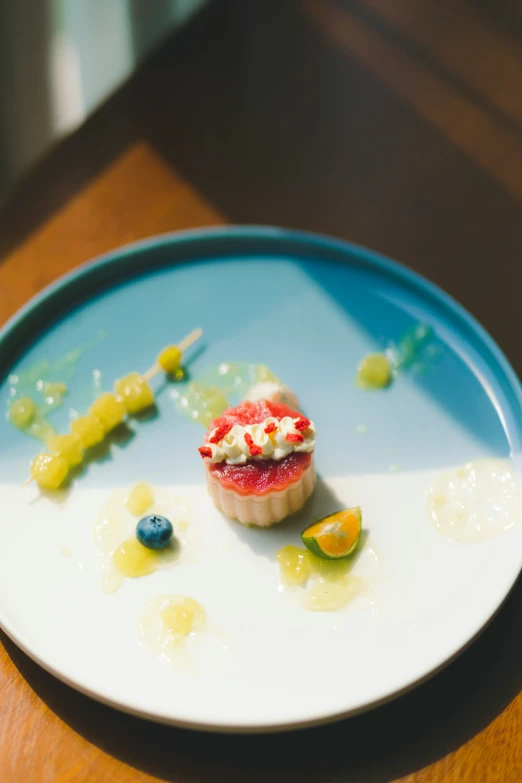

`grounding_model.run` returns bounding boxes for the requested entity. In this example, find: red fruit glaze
[208,452,312,496]
[204,399,312,496]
